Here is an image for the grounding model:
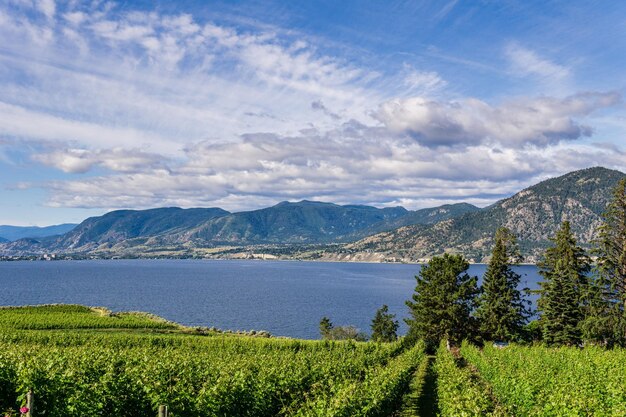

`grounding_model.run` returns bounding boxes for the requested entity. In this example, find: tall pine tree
[406,253,479,349]
[584,178,626,347]
[537,221,590,346]
[476,227,530,342]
